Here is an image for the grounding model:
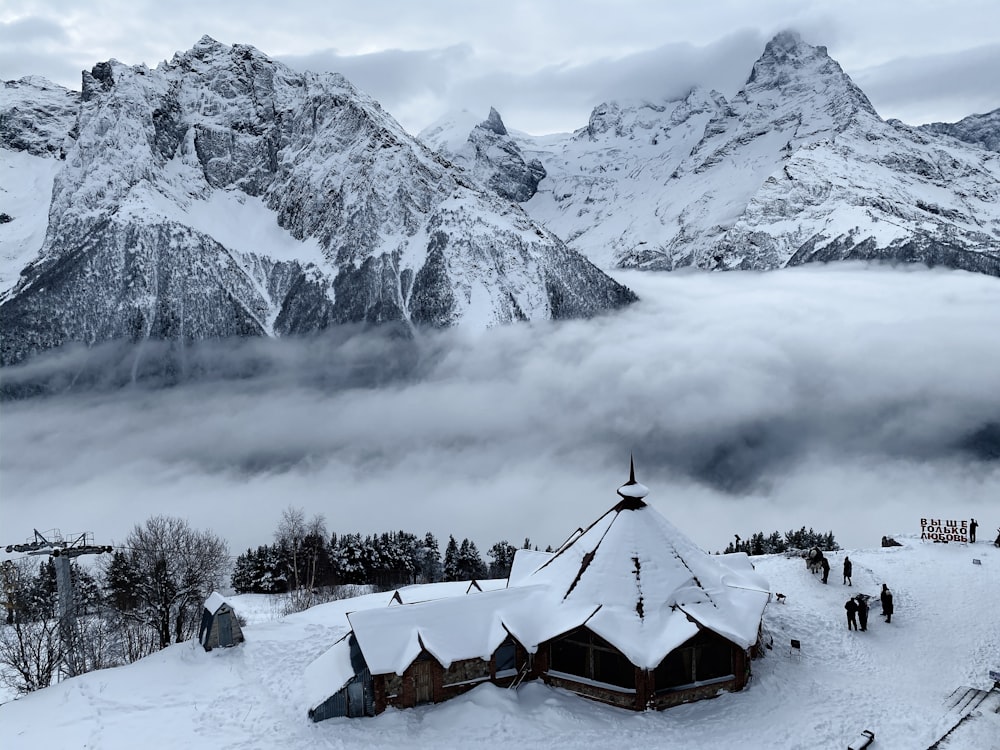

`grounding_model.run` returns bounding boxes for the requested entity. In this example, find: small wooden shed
[198,592,245,651]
